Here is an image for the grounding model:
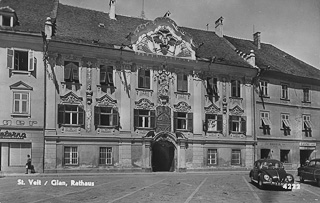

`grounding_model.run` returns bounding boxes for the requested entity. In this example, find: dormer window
[0,6,19,27]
